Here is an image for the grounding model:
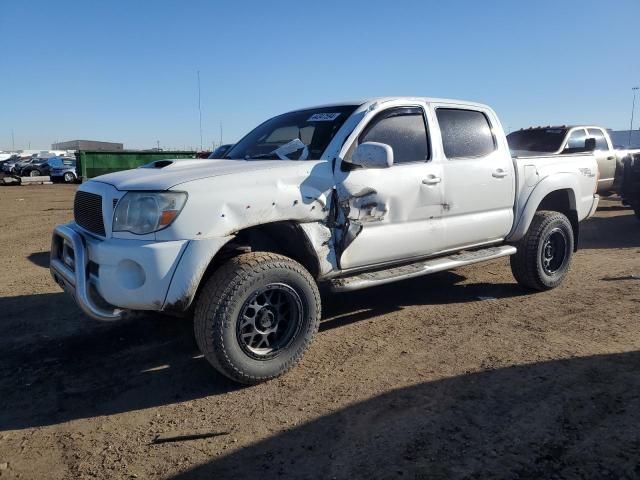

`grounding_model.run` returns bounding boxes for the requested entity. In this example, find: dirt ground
[0,184,639,480]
